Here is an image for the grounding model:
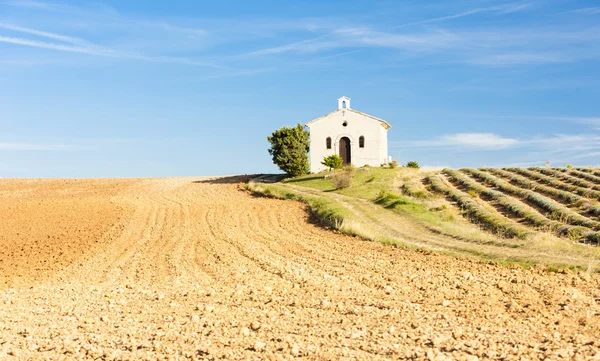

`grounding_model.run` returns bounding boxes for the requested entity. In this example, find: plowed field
[1,177,599,360]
